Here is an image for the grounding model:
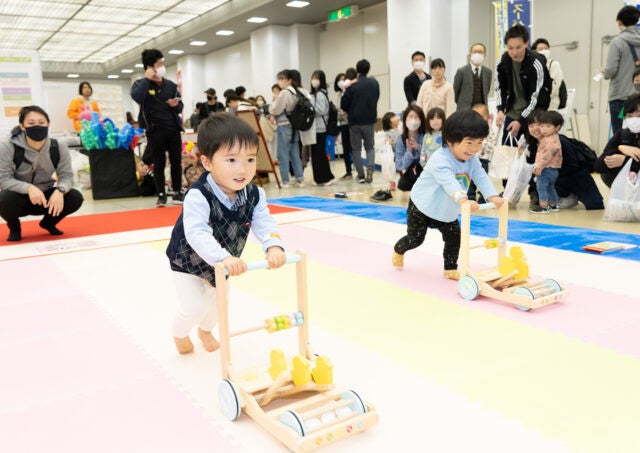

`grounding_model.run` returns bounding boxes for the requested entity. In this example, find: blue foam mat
[269,196,640,261]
